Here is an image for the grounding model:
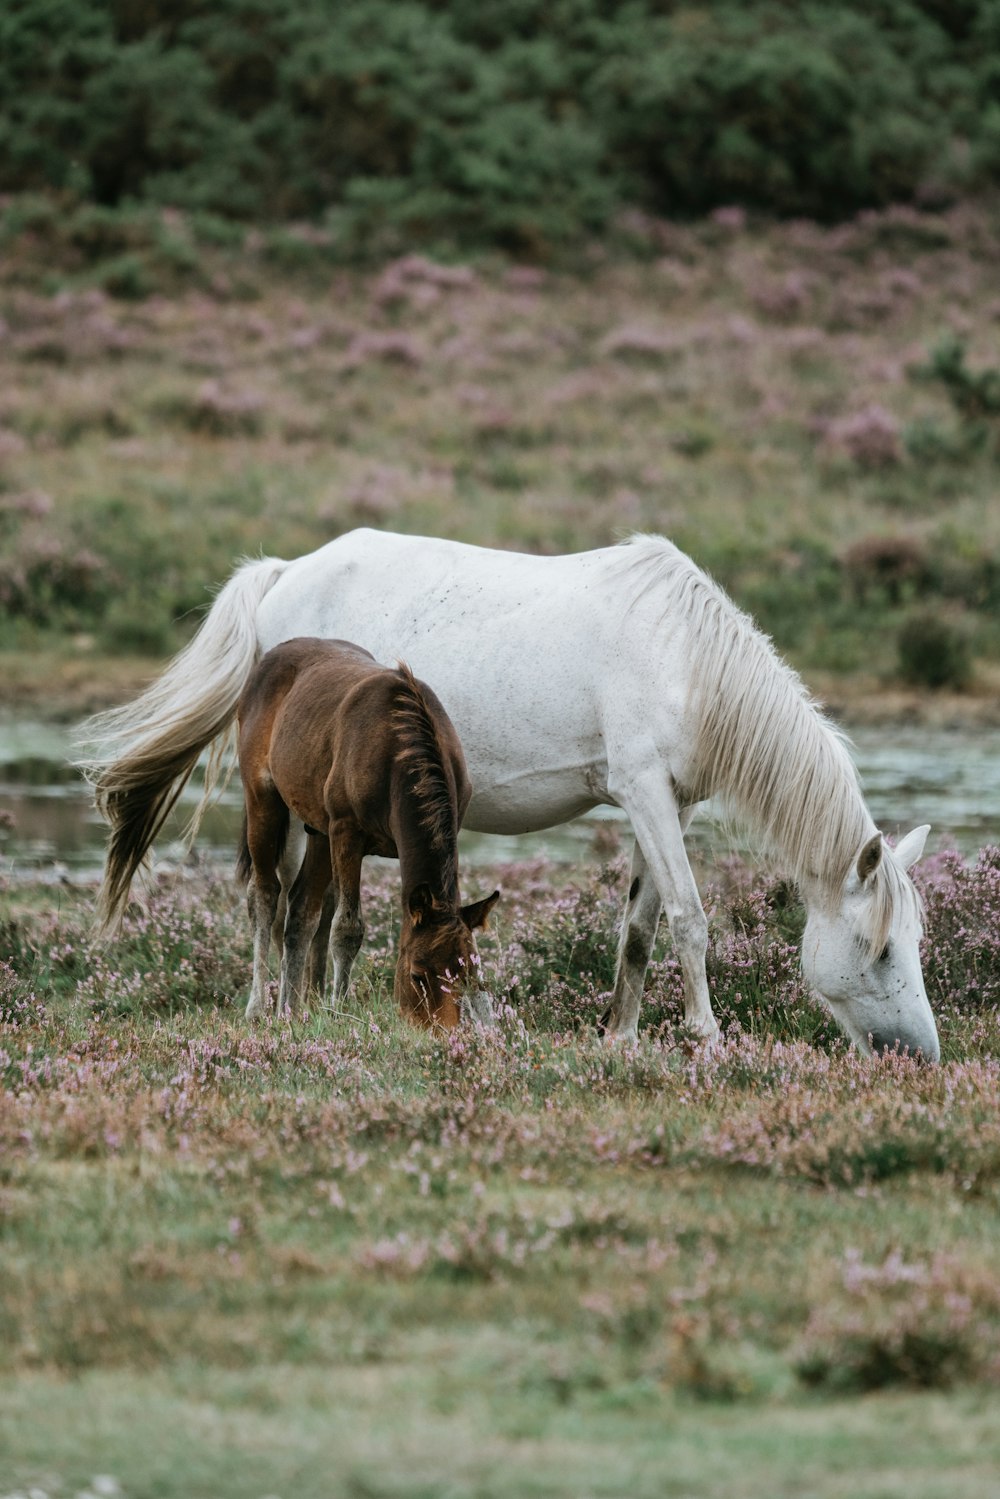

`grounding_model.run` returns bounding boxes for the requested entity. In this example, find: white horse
[79,529,940,1059]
